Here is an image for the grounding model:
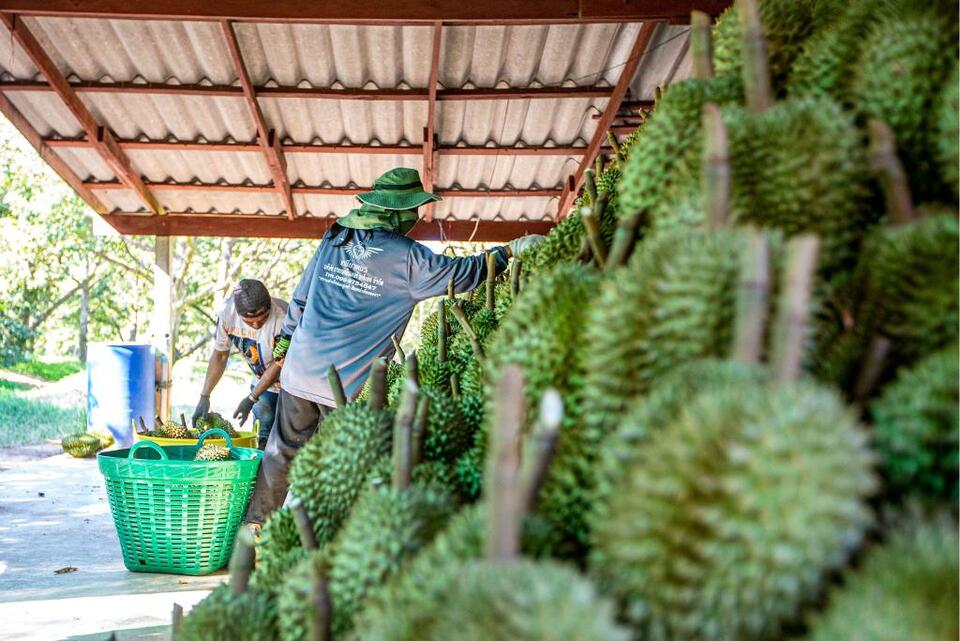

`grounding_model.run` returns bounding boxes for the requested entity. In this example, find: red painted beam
[0,13,162,213]
[83,180,561,197]
[0,80,614,101]
[99,213,556,241]
[423,22,442,223]
[221,19,296,220]
[557,21,658,218]
[0,1,729,23]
